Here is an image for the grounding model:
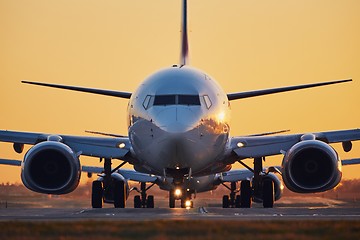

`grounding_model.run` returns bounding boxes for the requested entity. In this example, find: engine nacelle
[282,140,342,193]
[21,141,81,194]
